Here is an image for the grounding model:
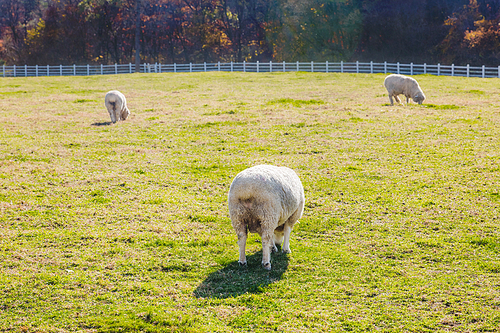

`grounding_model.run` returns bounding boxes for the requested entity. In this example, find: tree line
[0,0,499,66]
